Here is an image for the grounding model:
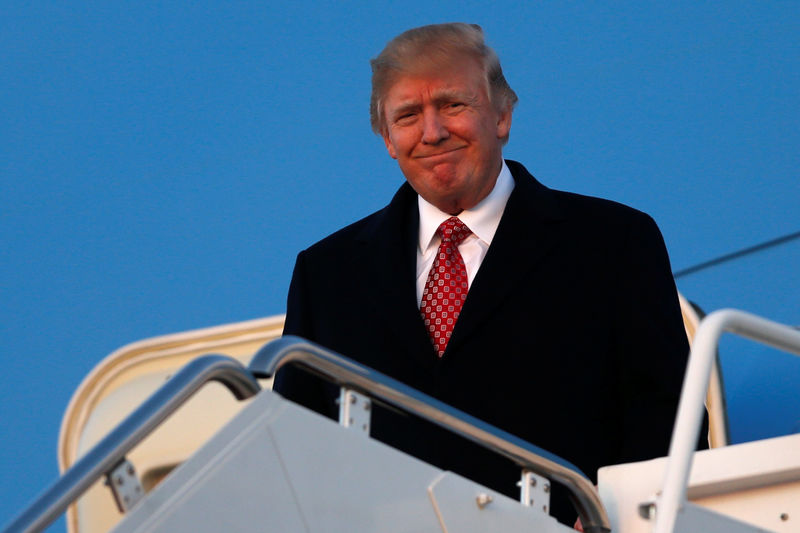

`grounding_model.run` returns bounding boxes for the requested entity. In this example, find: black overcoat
[275,160,695,522]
